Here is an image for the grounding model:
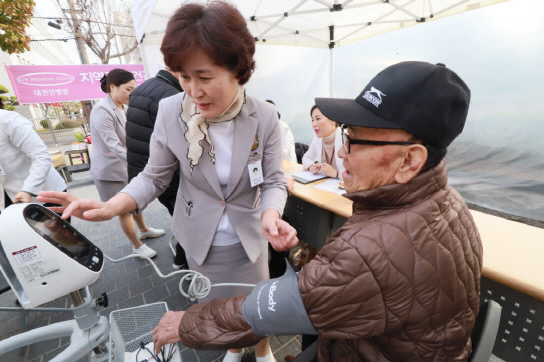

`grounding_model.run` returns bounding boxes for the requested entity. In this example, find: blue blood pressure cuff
[242,262,318,337]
